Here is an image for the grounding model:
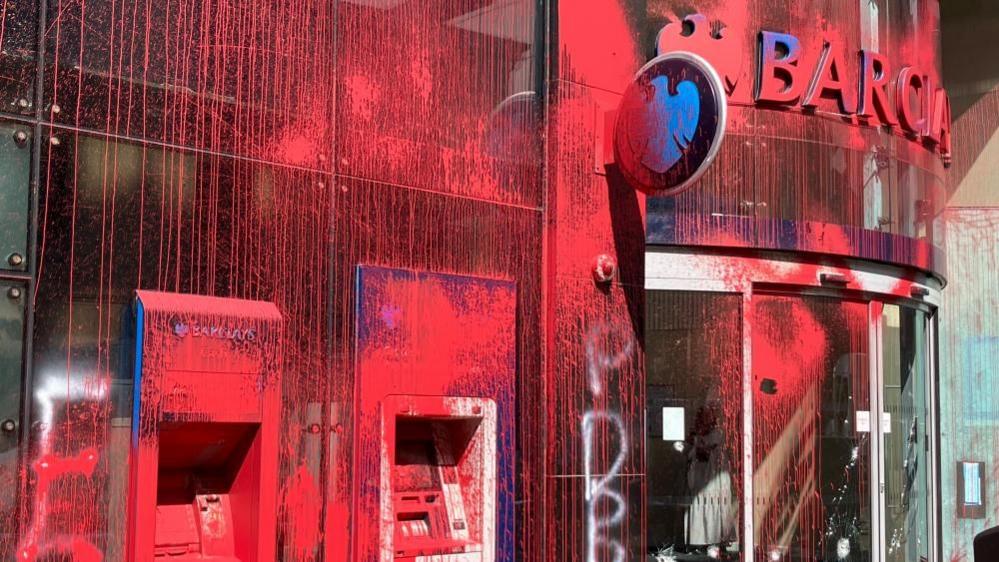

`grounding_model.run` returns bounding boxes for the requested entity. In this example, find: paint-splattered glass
[752,295,872,562]
[882,304,931,562]
[646,291,743,560]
